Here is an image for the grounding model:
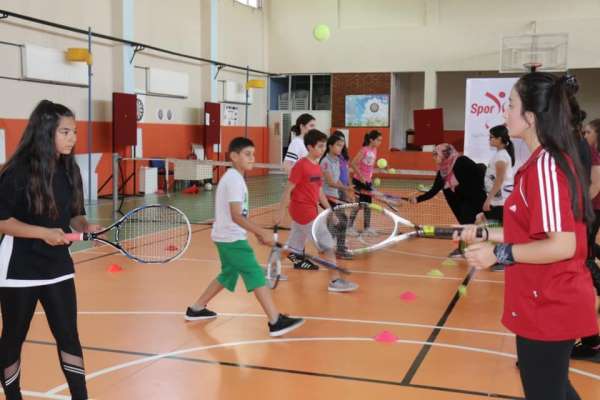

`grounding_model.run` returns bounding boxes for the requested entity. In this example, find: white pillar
[424,69,437,109]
